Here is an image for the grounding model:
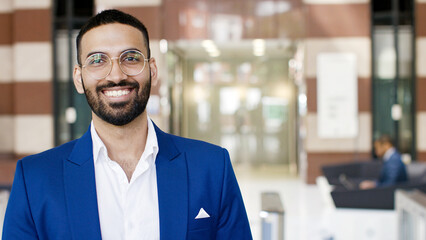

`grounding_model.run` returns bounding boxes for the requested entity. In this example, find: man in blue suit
[3,9,252,239]
[359,135,408,189]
